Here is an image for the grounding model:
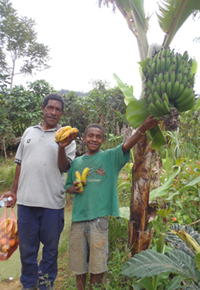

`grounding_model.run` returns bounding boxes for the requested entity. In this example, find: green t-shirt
[65,144,130,222]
